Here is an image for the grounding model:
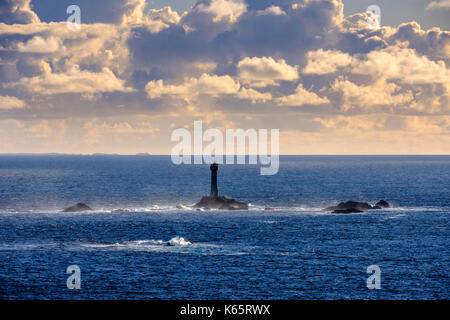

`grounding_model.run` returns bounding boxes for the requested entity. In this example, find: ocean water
[0,155,448,300]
